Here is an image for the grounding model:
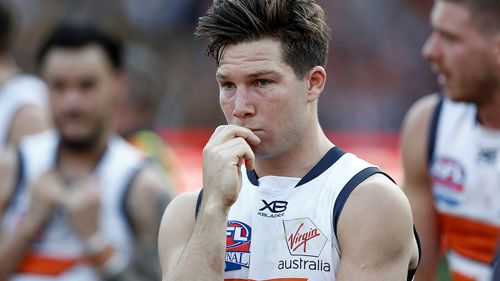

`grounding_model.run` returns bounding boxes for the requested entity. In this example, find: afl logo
[225,221,252,272]
[226,221,251,252]
[430,157,466,206]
